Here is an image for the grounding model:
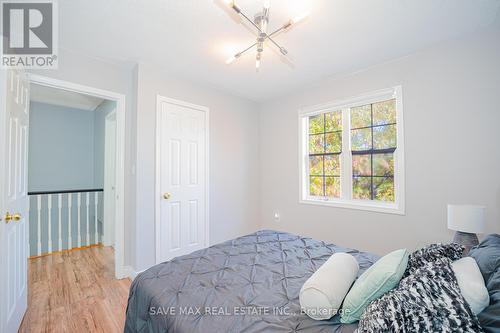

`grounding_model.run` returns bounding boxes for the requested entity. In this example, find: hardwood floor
[19,246,131,333]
